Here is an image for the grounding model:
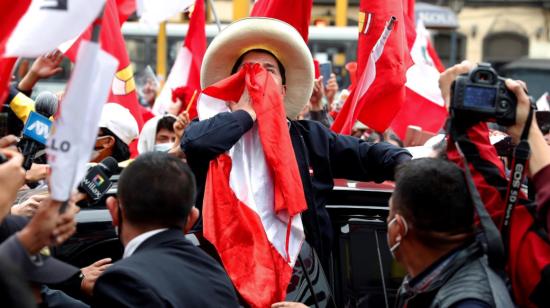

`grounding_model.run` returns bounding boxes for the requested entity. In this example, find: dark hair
[118,152,196,228]
[231,49,286,85]
[156,116,176,134]
[99,128,130,162]
[387,132,404,148]
[393,158,474,238]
